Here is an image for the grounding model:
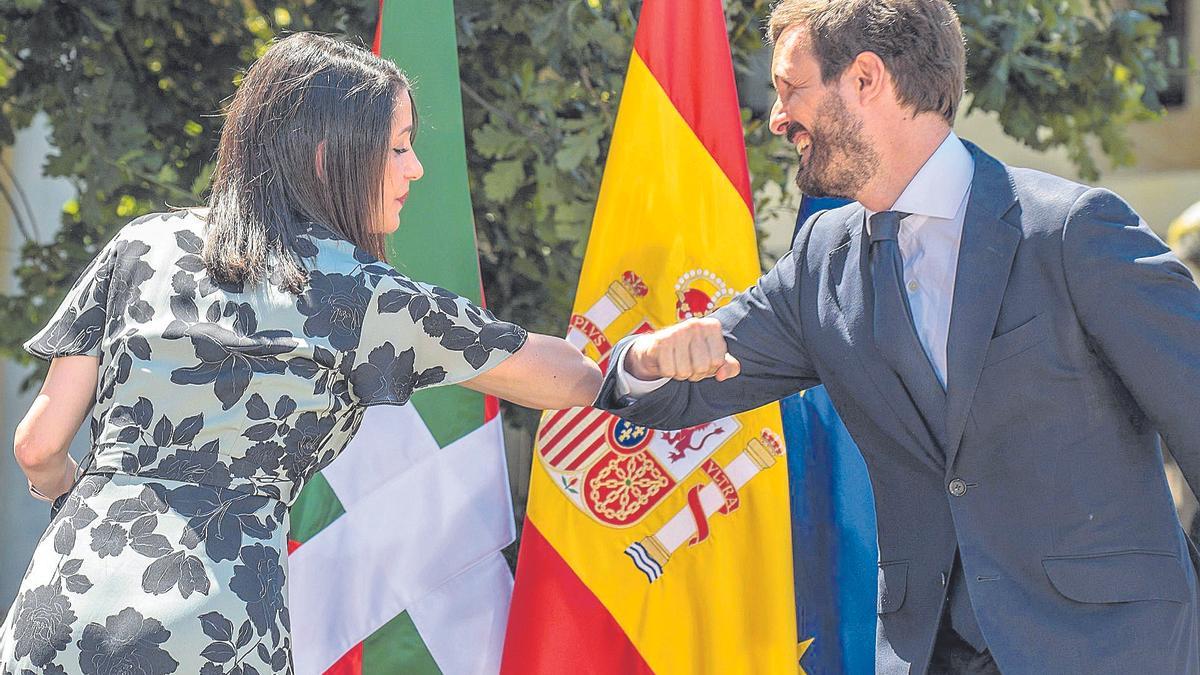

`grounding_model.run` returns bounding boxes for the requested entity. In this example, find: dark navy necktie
[869,211,946,434]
